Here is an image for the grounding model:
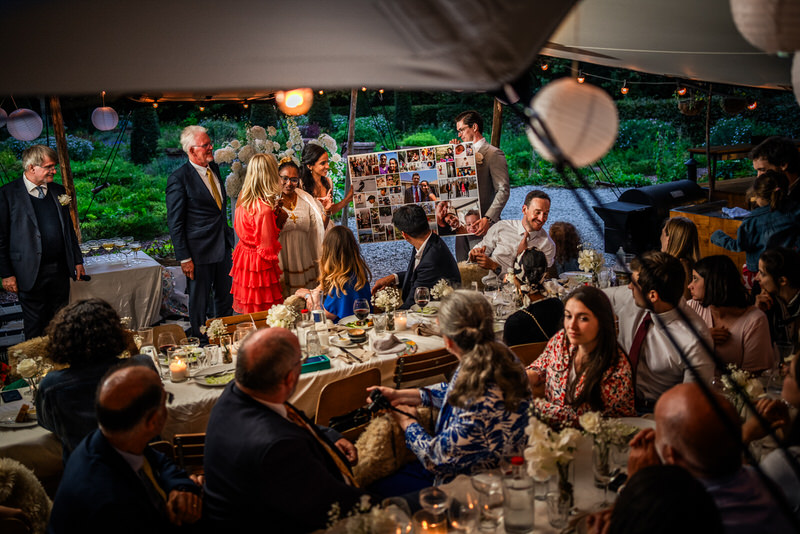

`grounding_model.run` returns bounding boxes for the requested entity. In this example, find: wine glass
[353,298,370,326]
[101,240,115,262]
[157,332,177,366]
[129,241,142,264]
[120,246,132,266]
[122,235,134,245]
[137,328,154,350]
[592,441,613,509]
[414,287,430,311]
[419,486,450,520]
[80,242,92,266]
